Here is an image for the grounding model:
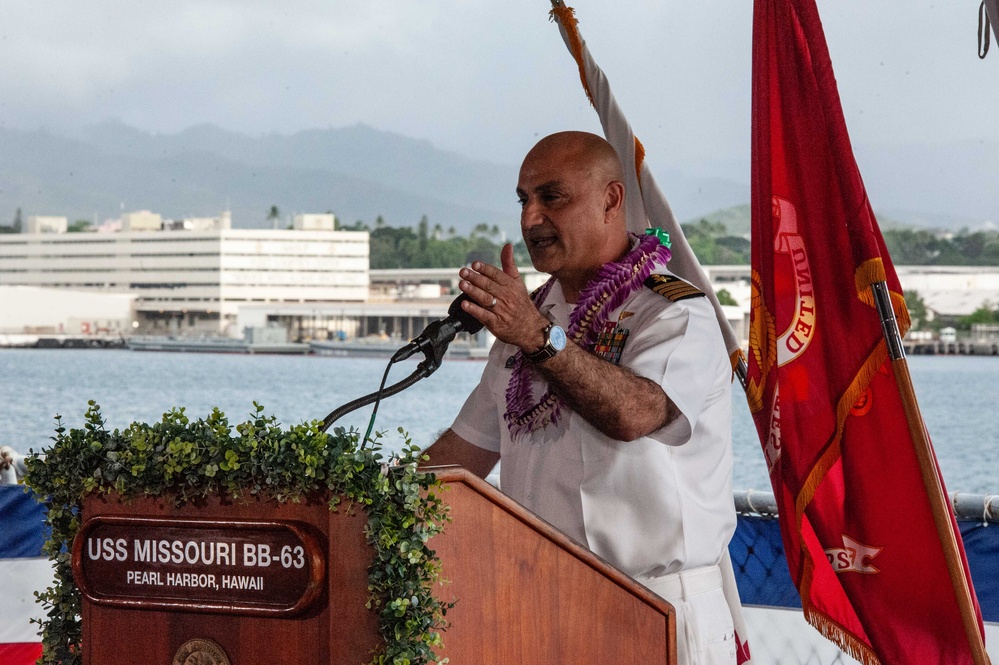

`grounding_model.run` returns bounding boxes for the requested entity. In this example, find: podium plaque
[73,468,675,664]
